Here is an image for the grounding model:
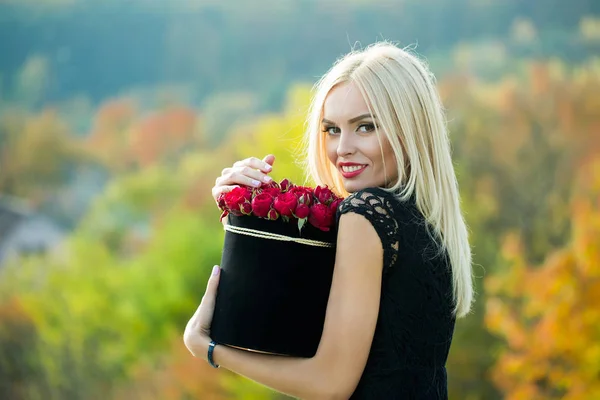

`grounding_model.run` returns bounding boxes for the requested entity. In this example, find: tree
[443,59,600,399]
[0,108,87,203]
[0,297,41,400]
[485,157,600,399]
[0,207,228,398]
